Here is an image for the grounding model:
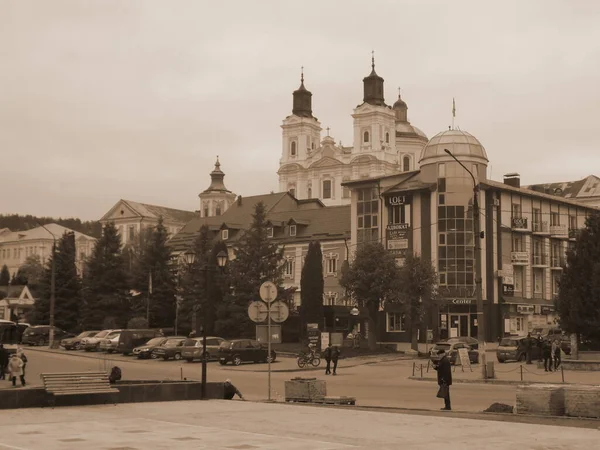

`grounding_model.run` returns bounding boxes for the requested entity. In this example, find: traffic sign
[269,301,289,323]
[248,301,268,323]
[259,281,278,303]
